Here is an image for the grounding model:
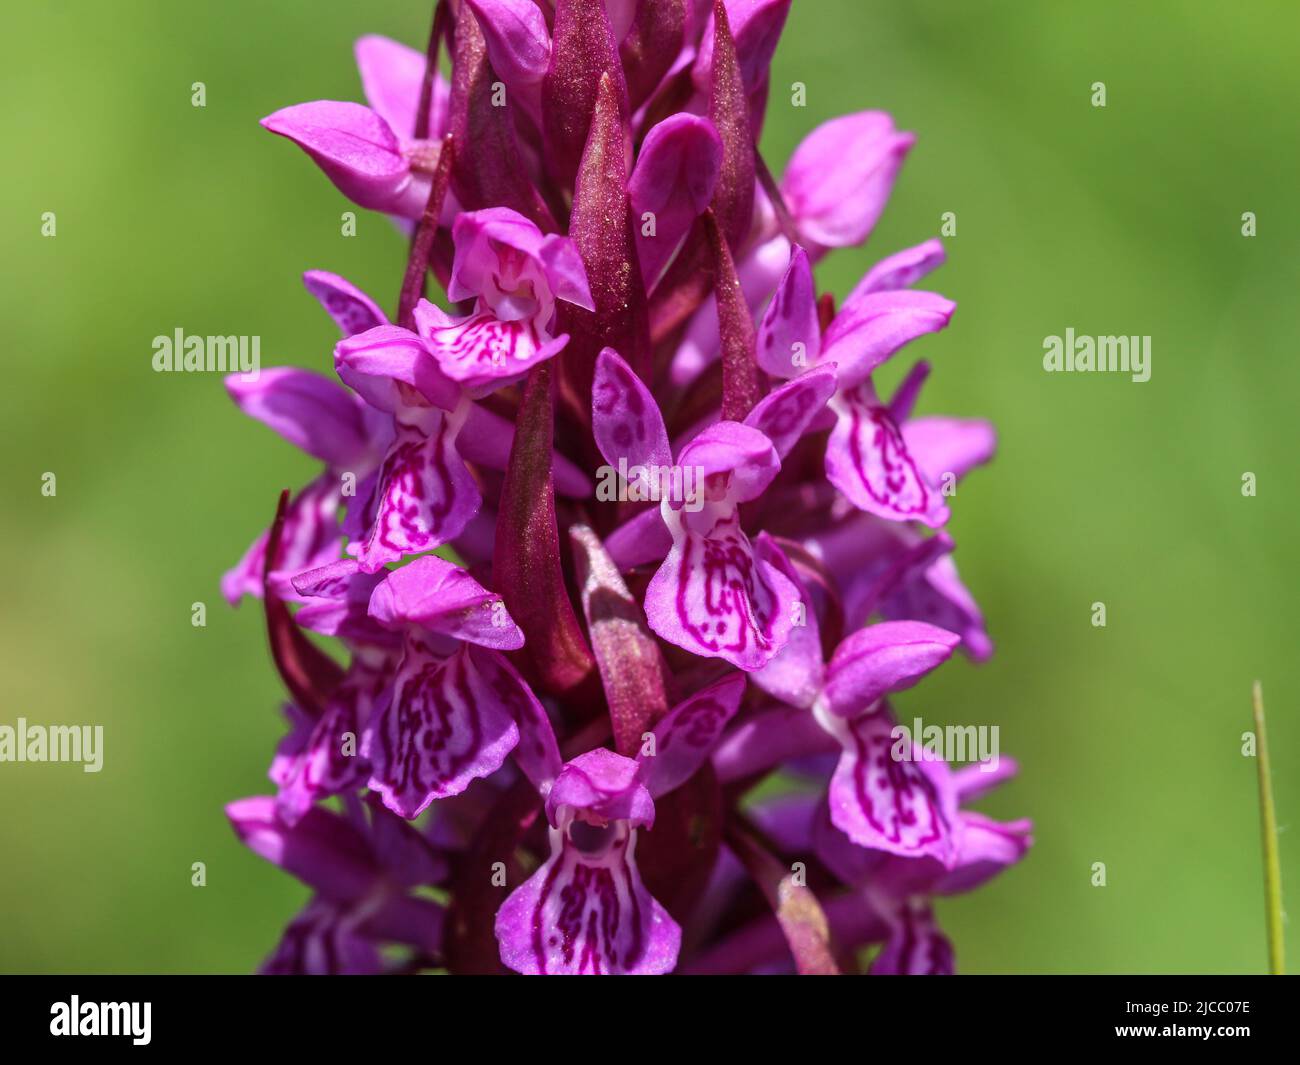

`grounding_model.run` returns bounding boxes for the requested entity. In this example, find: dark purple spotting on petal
[449,1,555,230]
[570,524,670,757]
[541,0,629,189]
[492,361,598,698]
[263,489,344,719]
